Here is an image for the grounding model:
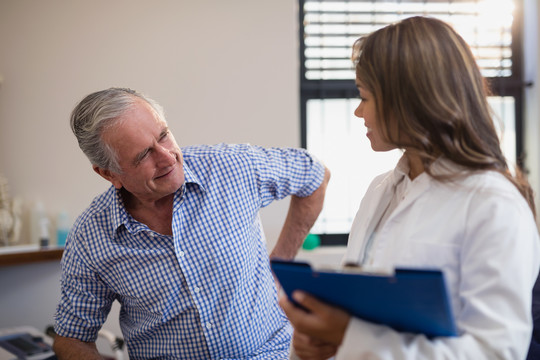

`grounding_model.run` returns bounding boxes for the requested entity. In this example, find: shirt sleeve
[54,232,116,342]
[247,145,326,207]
